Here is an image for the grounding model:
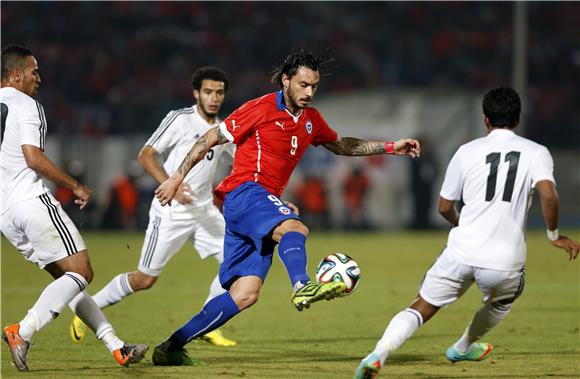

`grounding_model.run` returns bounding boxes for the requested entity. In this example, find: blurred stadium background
[1,2,579,231]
